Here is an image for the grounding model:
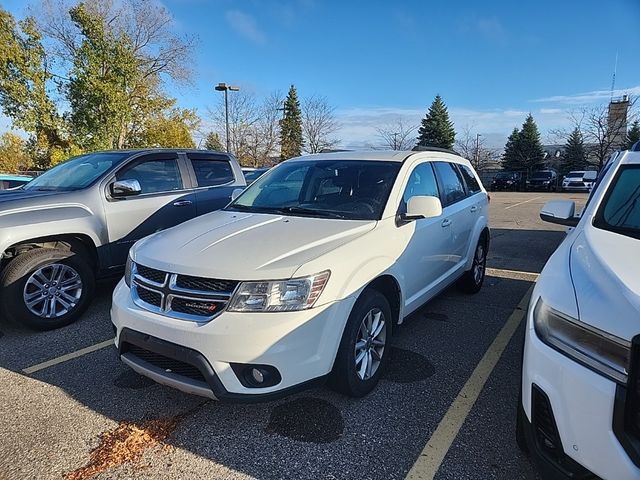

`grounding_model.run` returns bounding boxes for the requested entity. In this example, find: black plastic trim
[613,334,640,467]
